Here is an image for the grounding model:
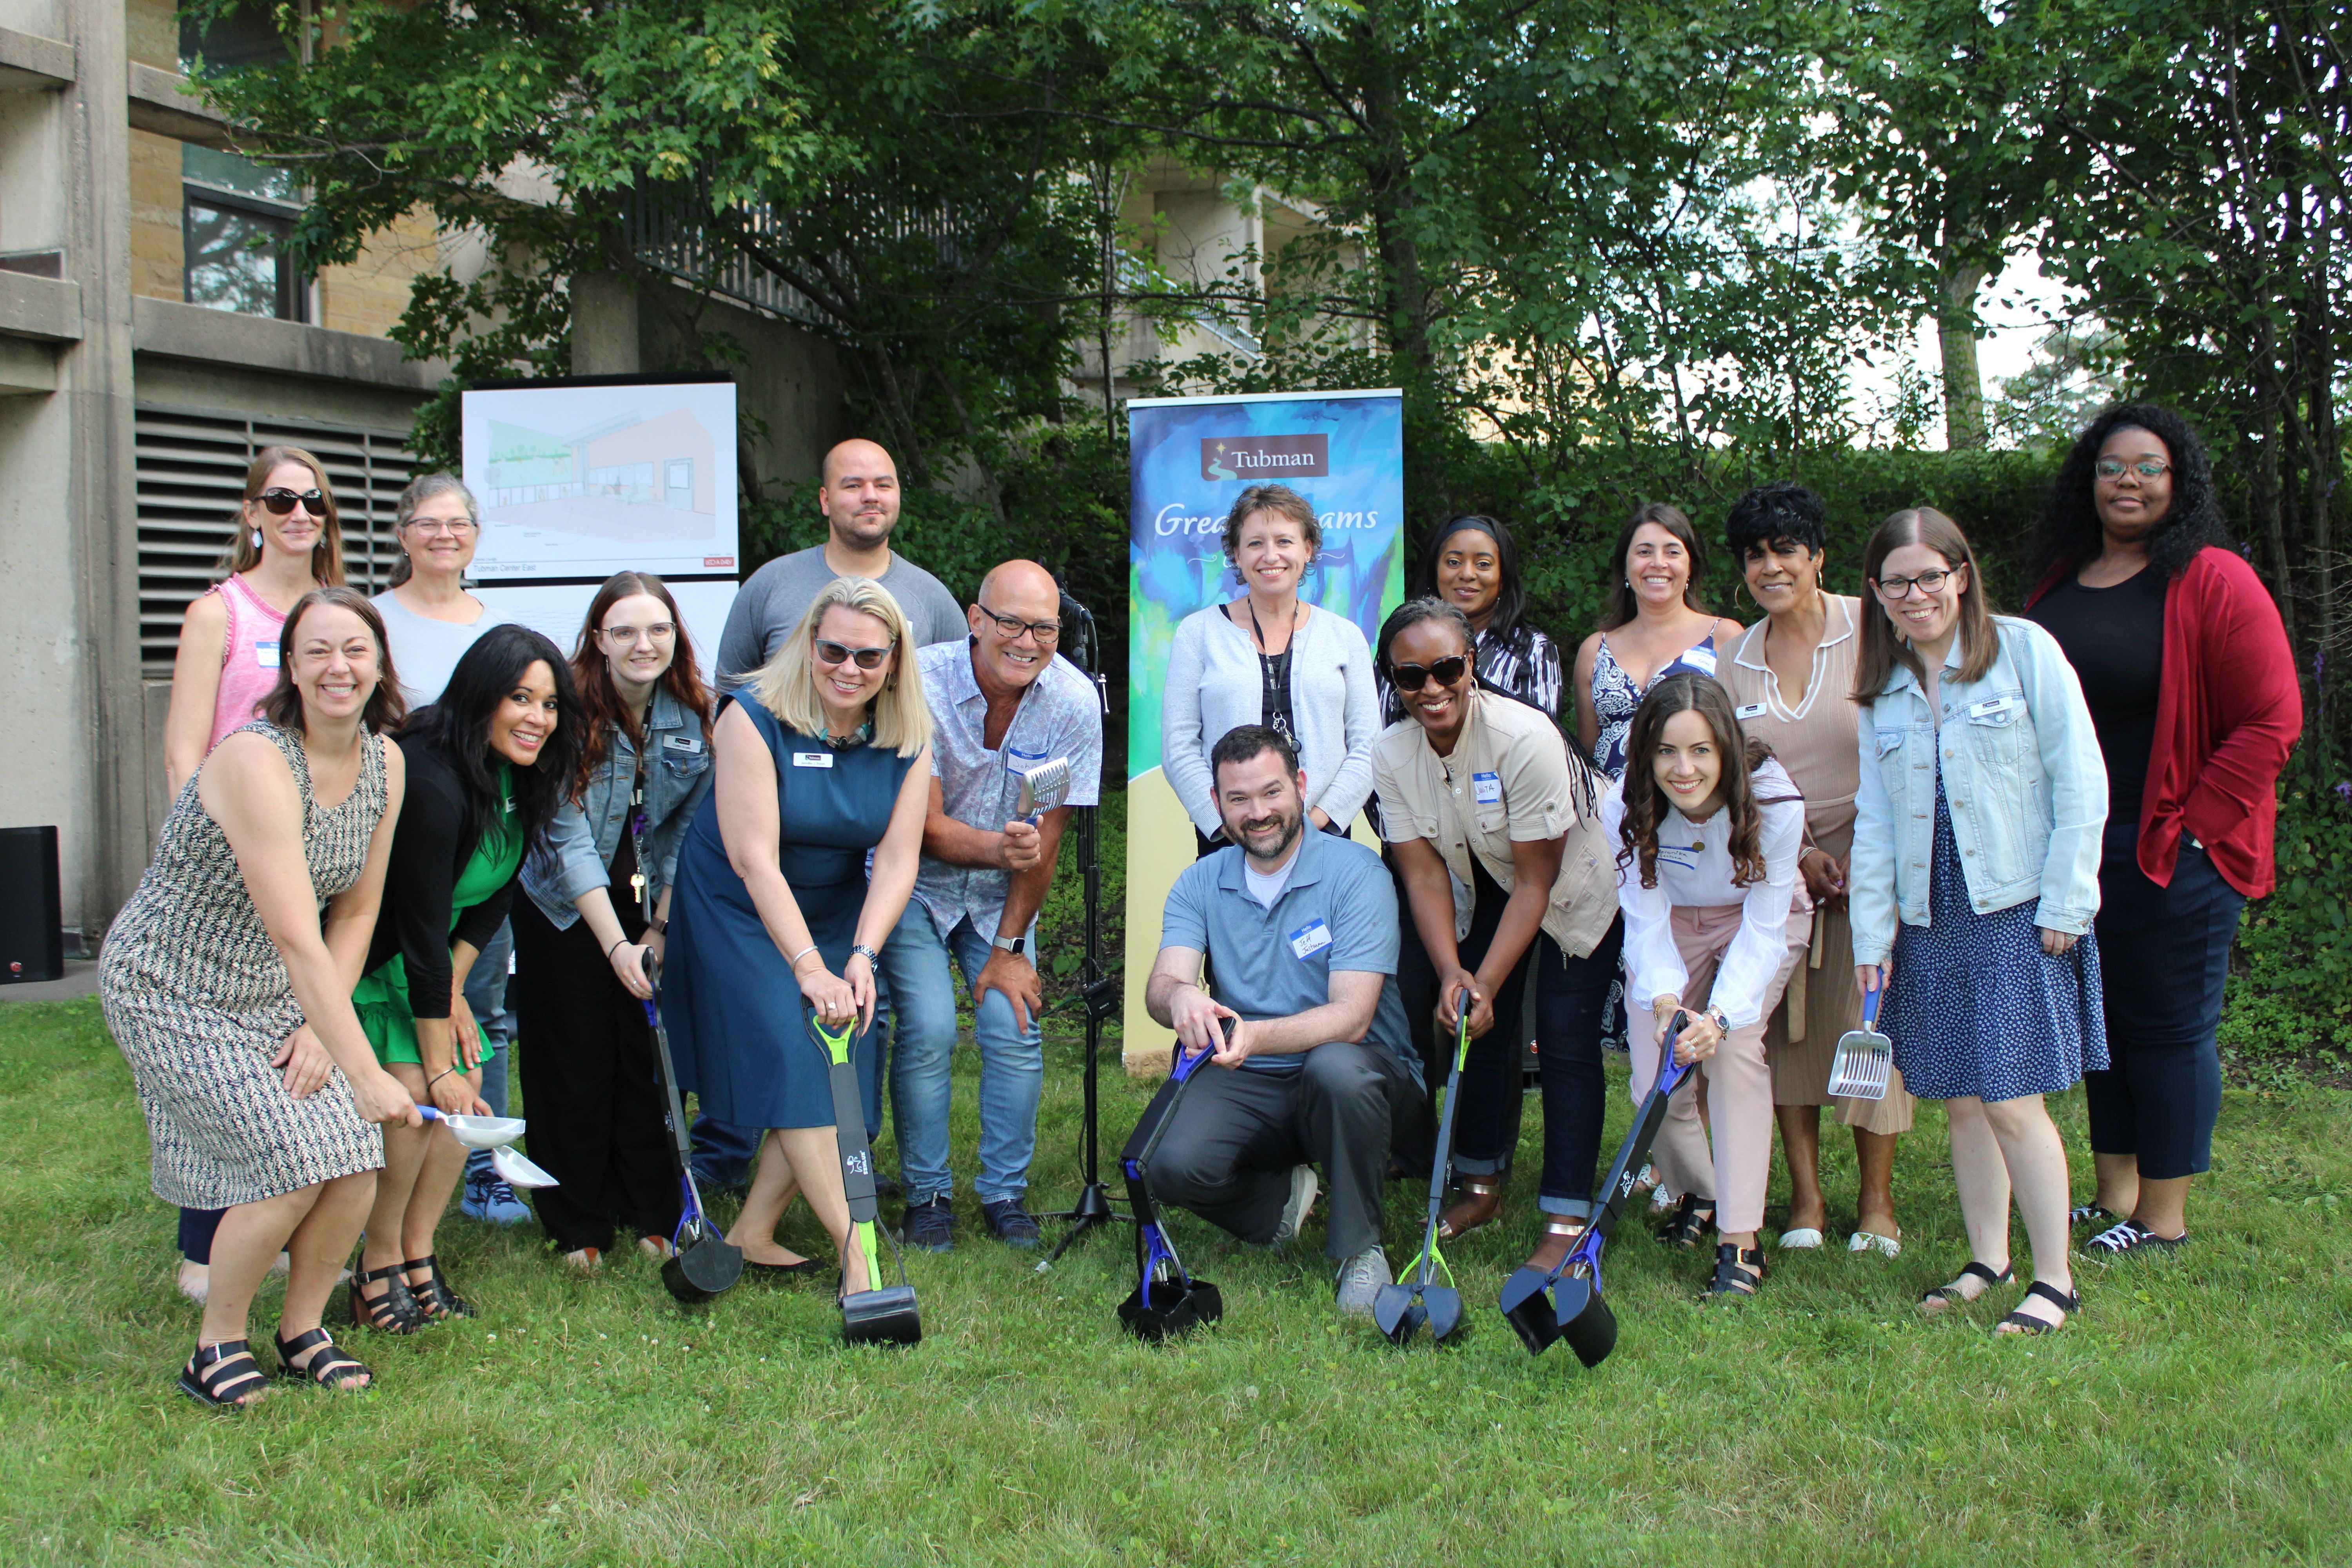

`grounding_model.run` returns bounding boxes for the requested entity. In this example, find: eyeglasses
[603,622,675,645]
[1388,655,1470,691]
[404,516,477,537]
[814,638,895,670]
[1876,568,1958,600]
[258,488,325,515]
[977,603,1062,644]
[2094,458,2172,481]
